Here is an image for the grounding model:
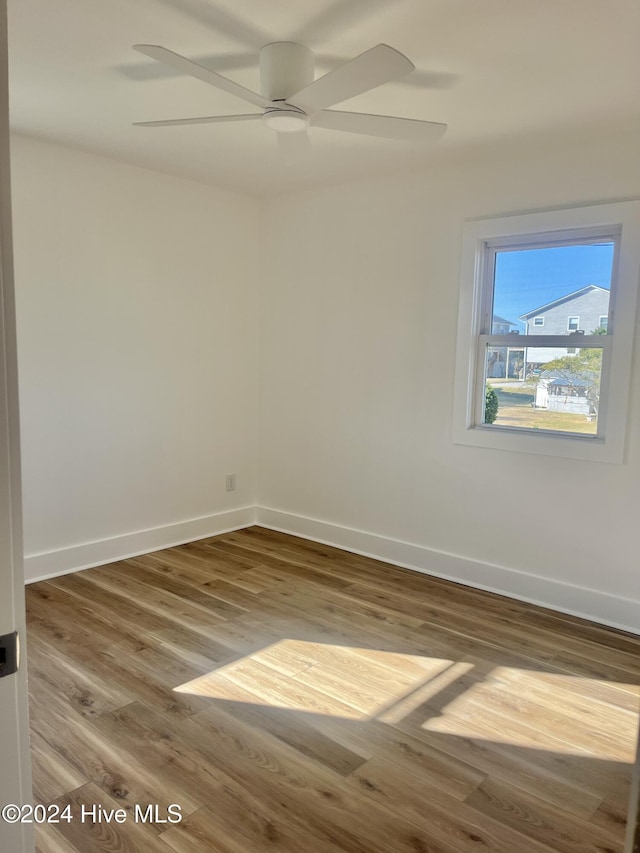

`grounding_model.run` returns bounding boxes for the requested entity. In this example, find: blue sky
[493,243,614,332]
